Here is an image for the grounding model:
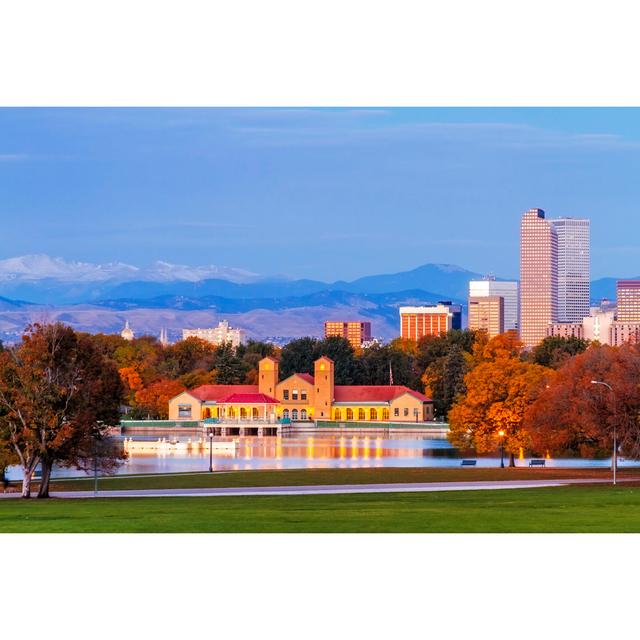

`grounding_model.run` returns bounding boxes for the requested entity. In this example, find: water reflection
[7,430,640,481]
